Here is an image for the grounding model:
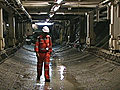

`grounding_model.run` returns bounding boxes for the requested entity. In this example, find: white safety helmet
[42,26,49,33]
